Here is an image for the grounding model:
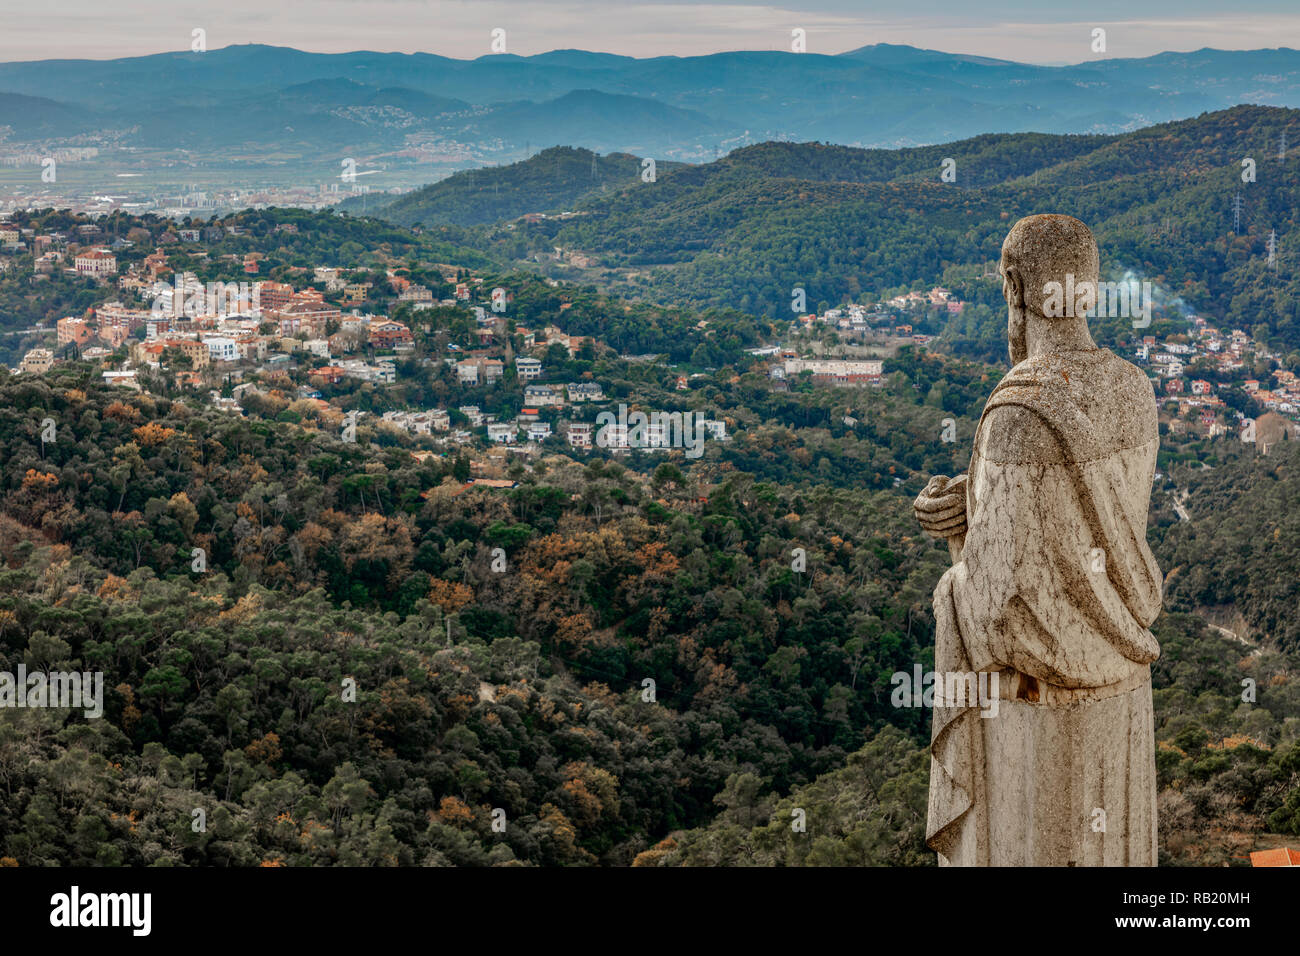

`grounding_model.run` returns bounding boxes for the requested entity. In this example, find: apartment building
[74,249,117,278]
